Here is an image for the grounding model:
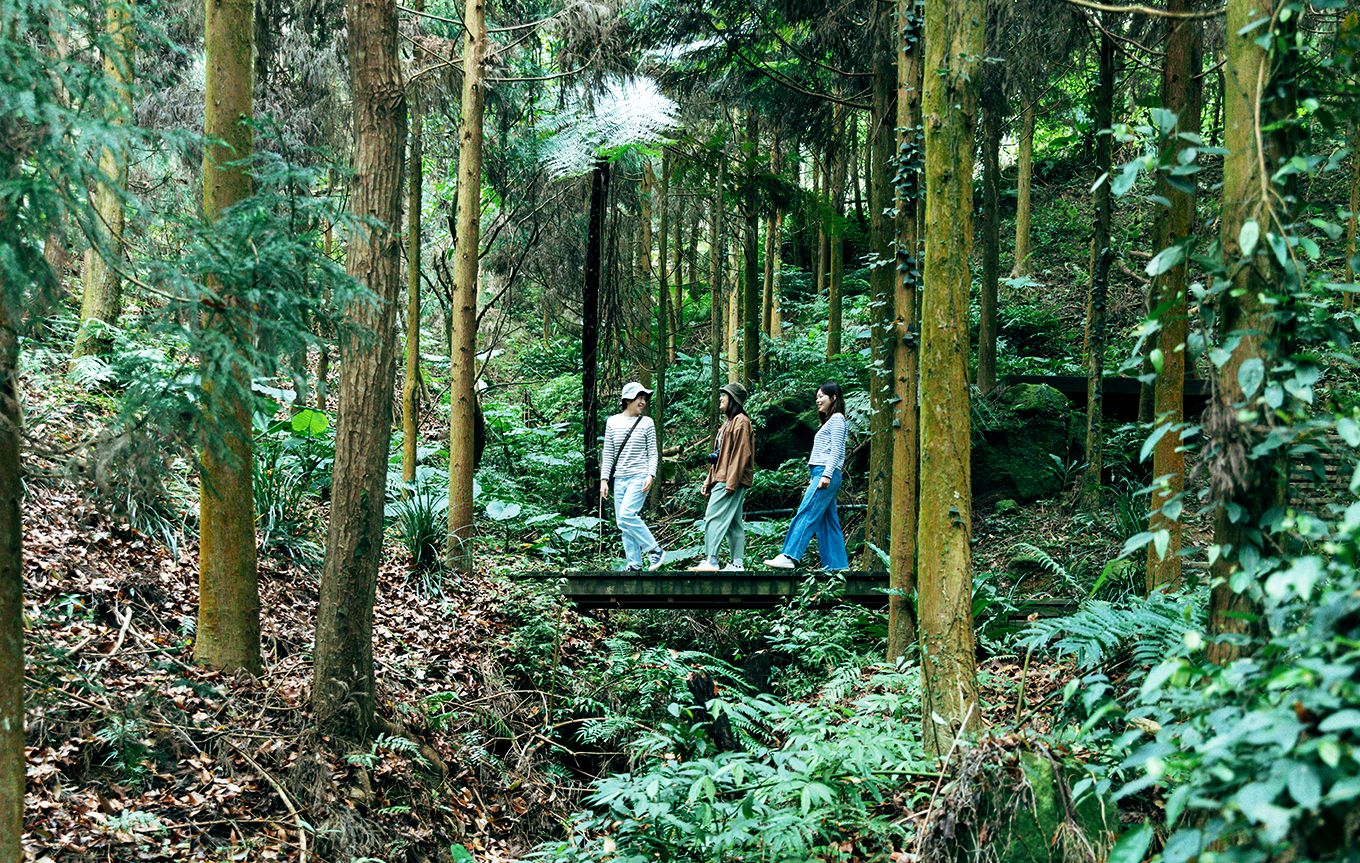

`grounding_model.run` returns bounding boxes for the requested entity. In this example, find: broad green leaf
[1108,824,1153,863]
[1146,244,1186,277]
[291,408,330,436]
[1287,764,1321,810]
[1320,709,1360,732]
[1238,358,1265,399]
